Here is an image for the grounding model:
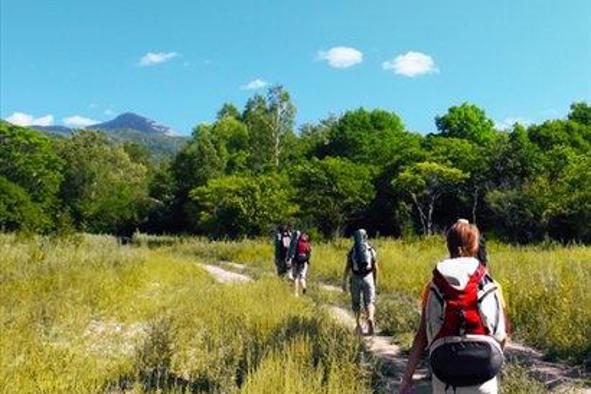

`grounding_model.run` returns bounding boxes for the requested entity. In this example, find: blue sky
[1,0,590,135]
